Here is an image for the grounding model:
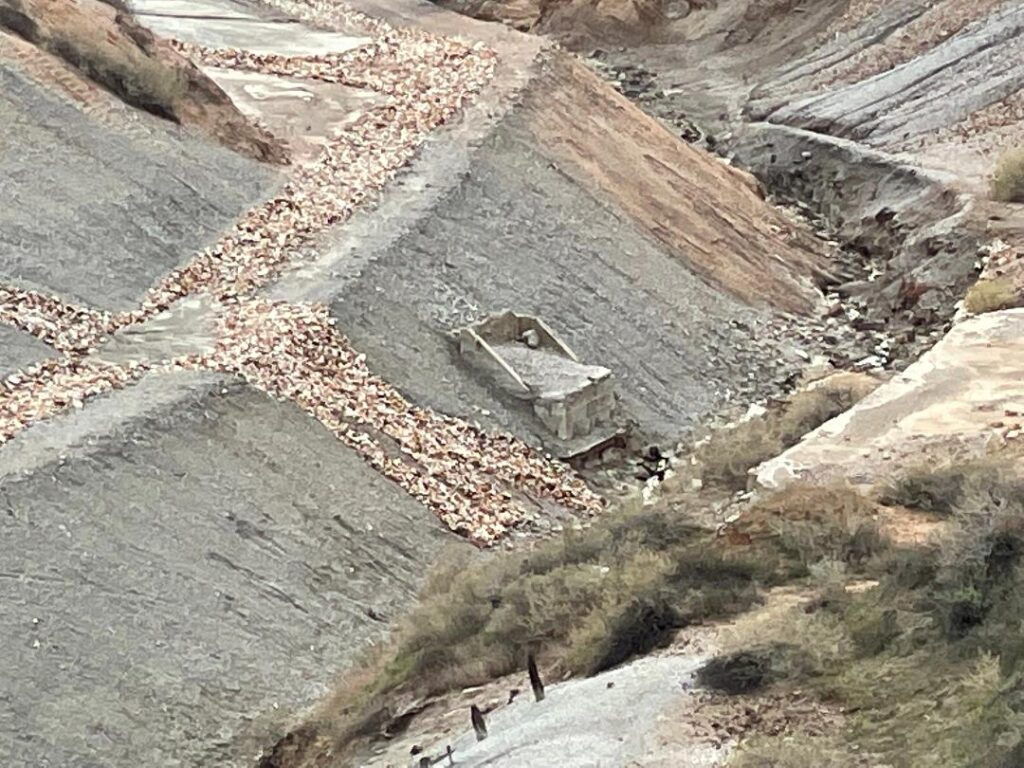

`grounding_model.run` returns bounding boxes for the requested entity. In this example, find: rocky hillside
[0,0,868,765]
[280,1,1024,767]
[2,0,1022,766]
